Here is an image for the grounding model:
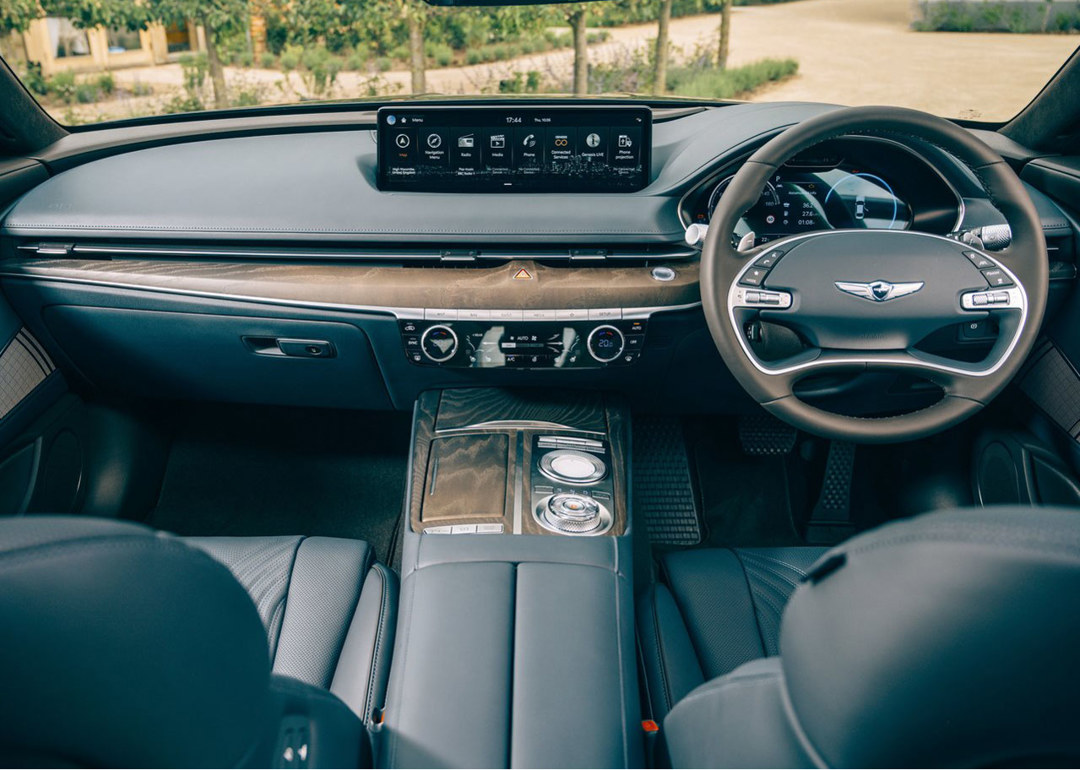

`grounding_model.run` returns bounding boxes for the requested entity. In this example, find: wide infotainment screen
[377,106,651,193]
